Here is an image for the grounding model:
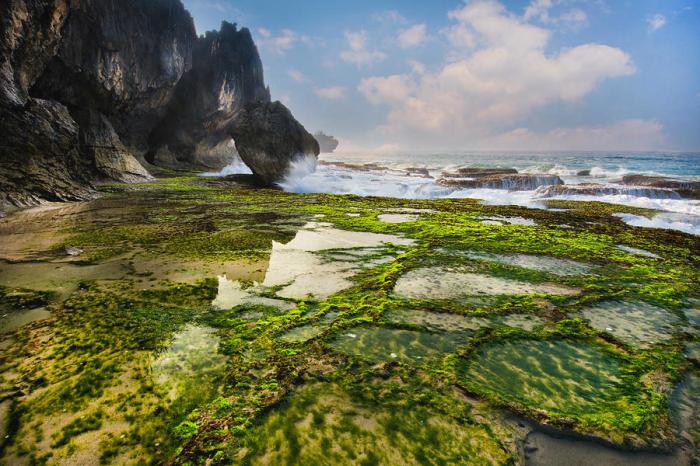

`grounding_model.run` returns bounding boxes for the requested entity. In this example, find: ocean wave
[614,213,700,236]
